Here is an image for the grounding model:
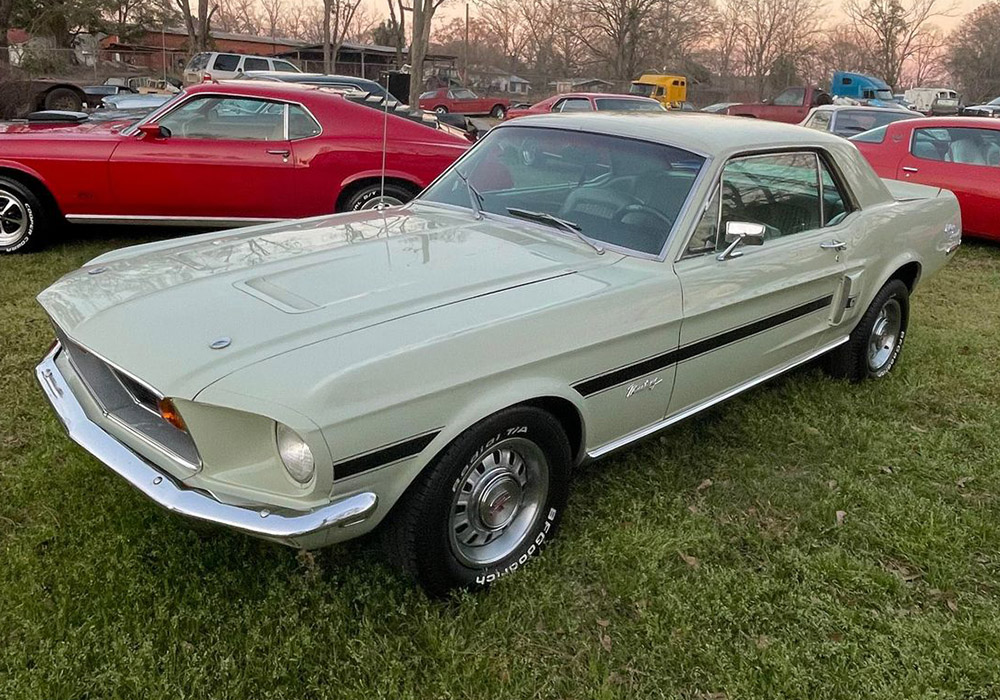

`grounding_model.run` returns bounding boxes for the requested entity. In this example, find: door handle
[902,166,918,173]
[267,149,290,157]
[820,240,847,251]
